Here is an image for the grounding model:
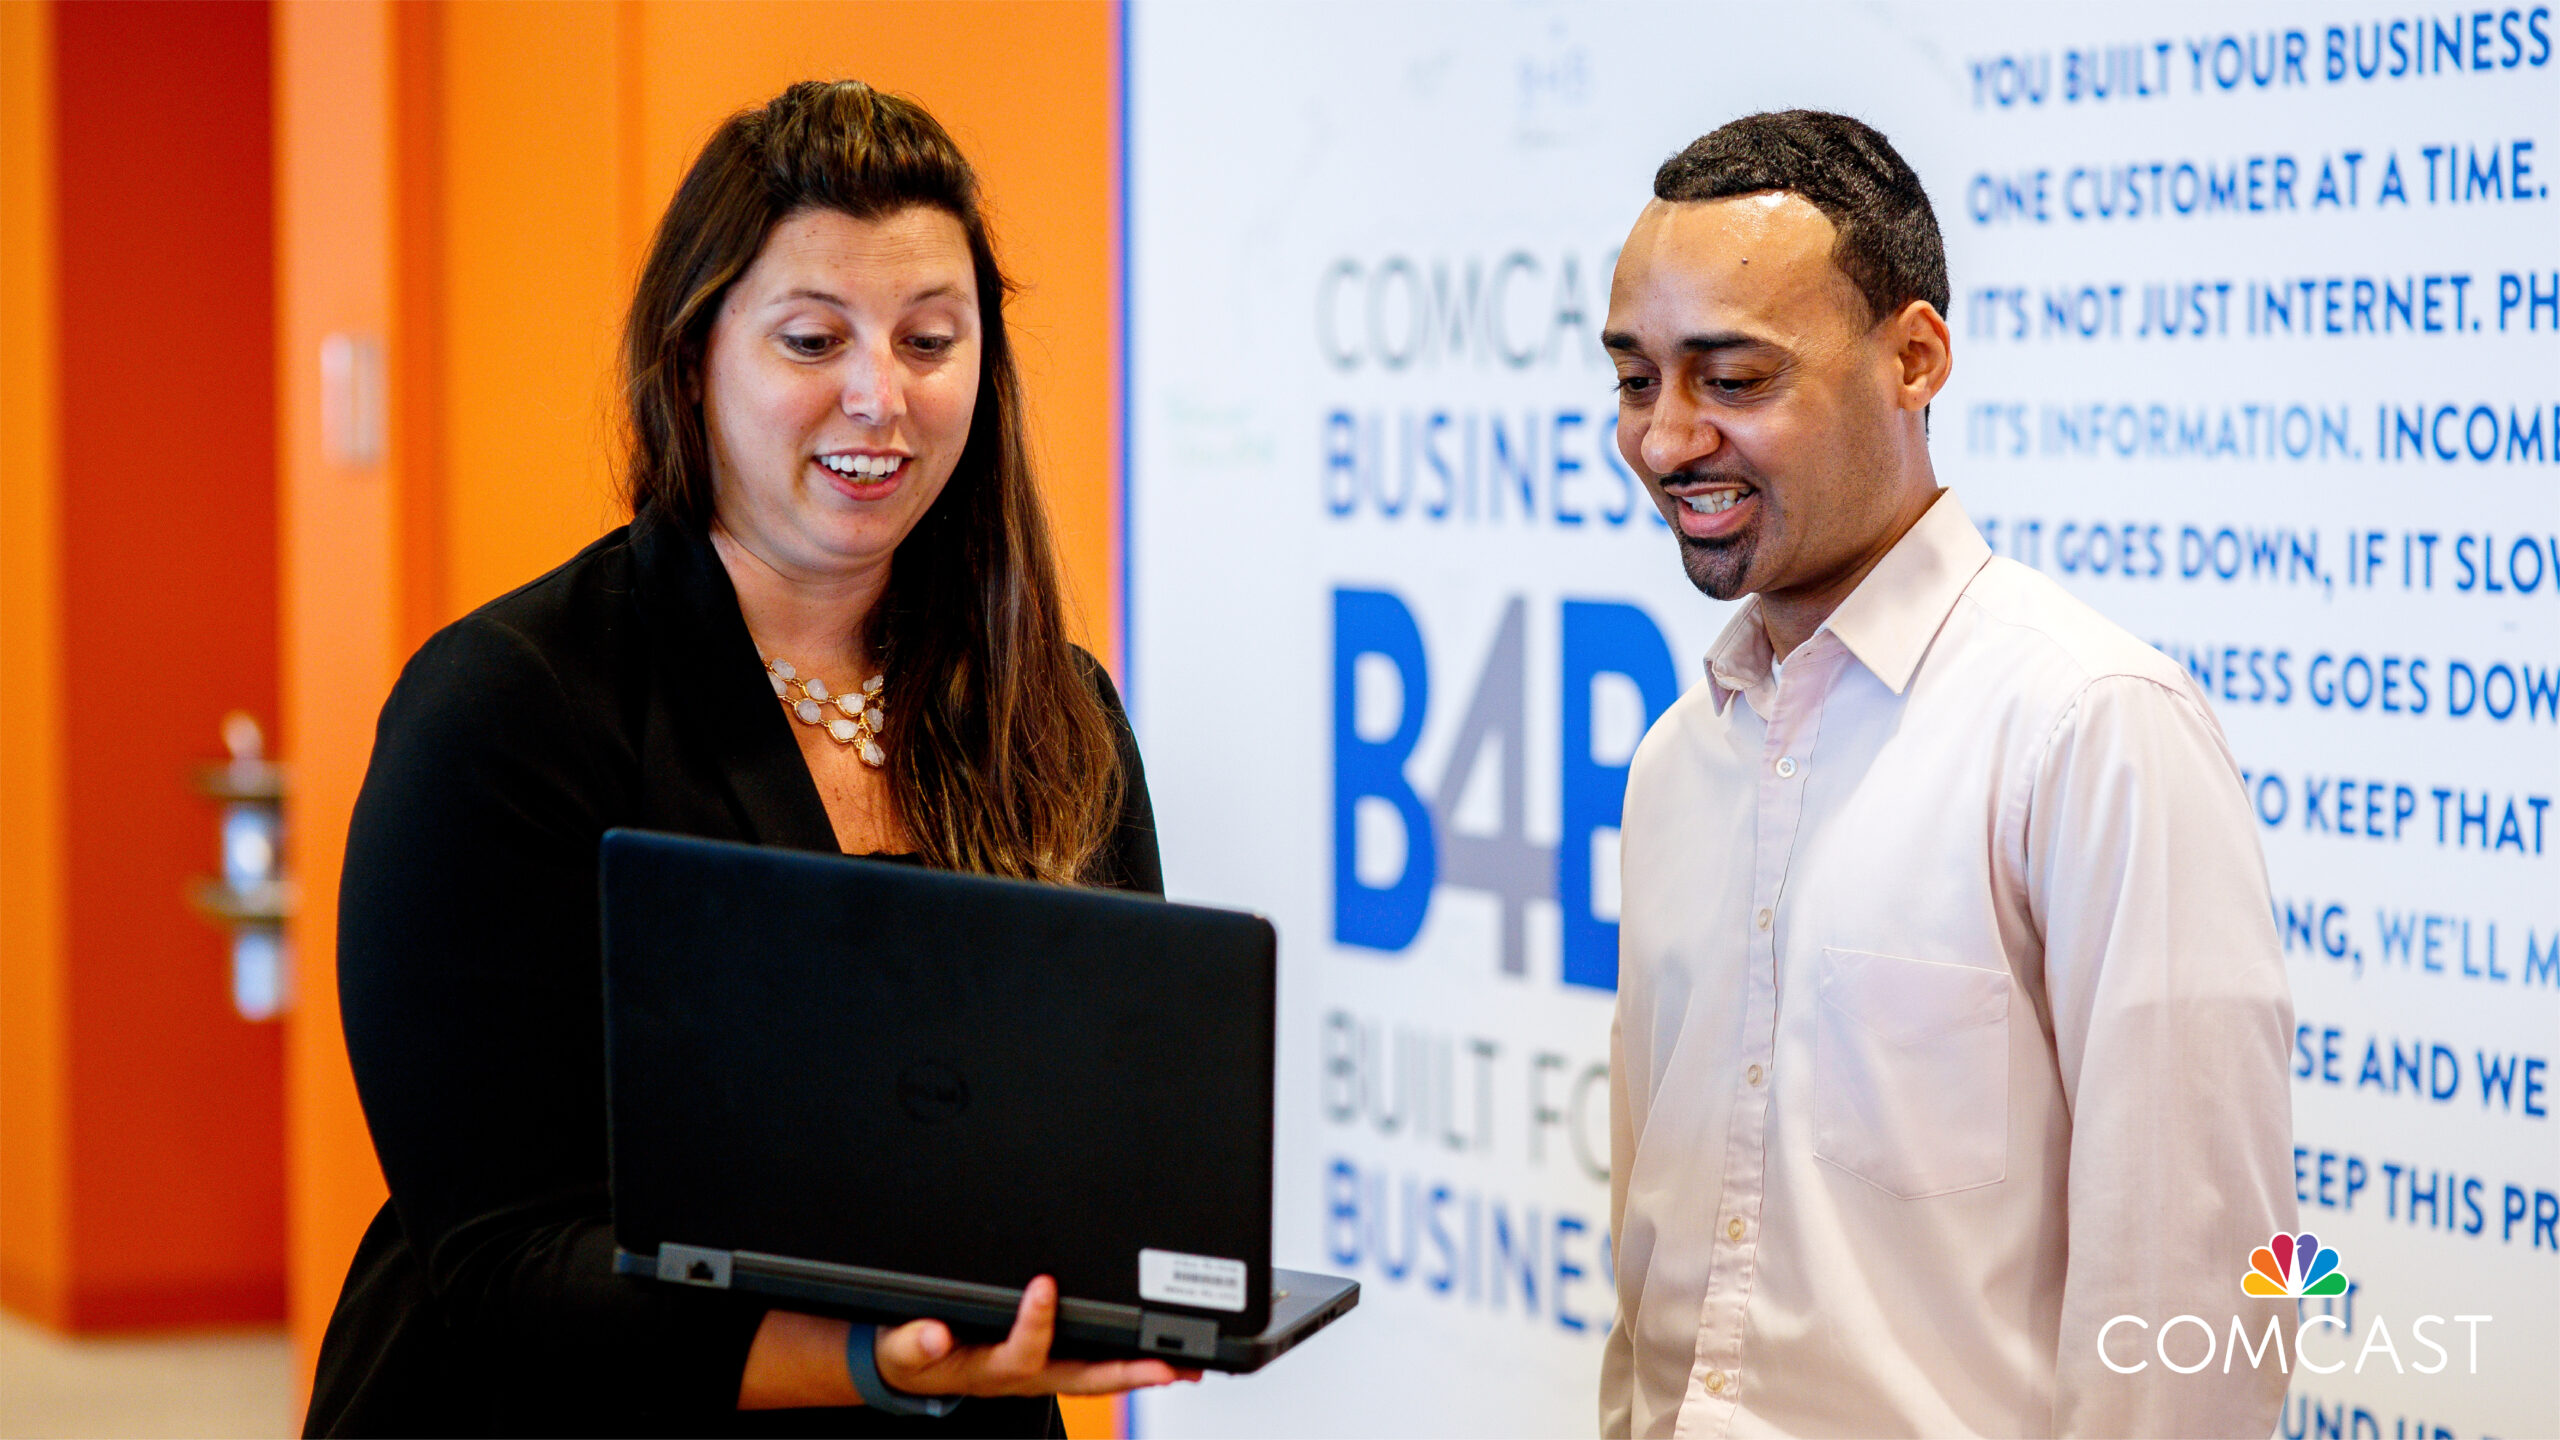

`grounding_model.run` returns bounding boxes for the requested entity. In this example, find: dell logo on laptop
[897,1060,971,1122]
